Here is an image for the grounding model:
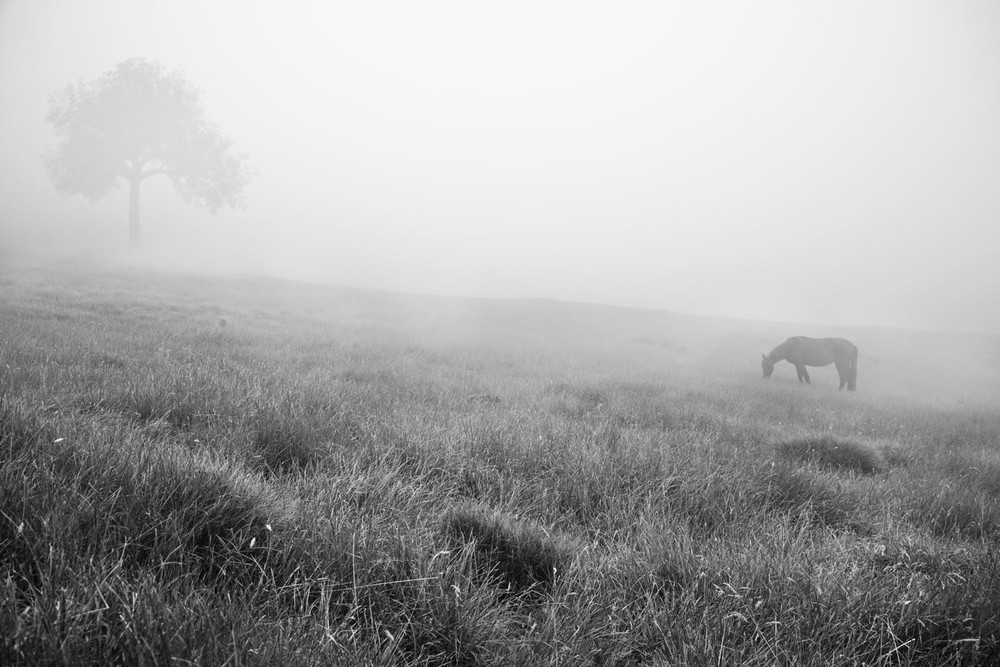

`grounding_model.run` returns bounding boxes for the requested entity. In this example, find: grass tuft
[761,464,862,530]
[252,410,324,475]
[440,503,571,595]
[0,396,44,463]
[776,435,886,475]
[542,382,608,418]
[906,480,1000,540]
